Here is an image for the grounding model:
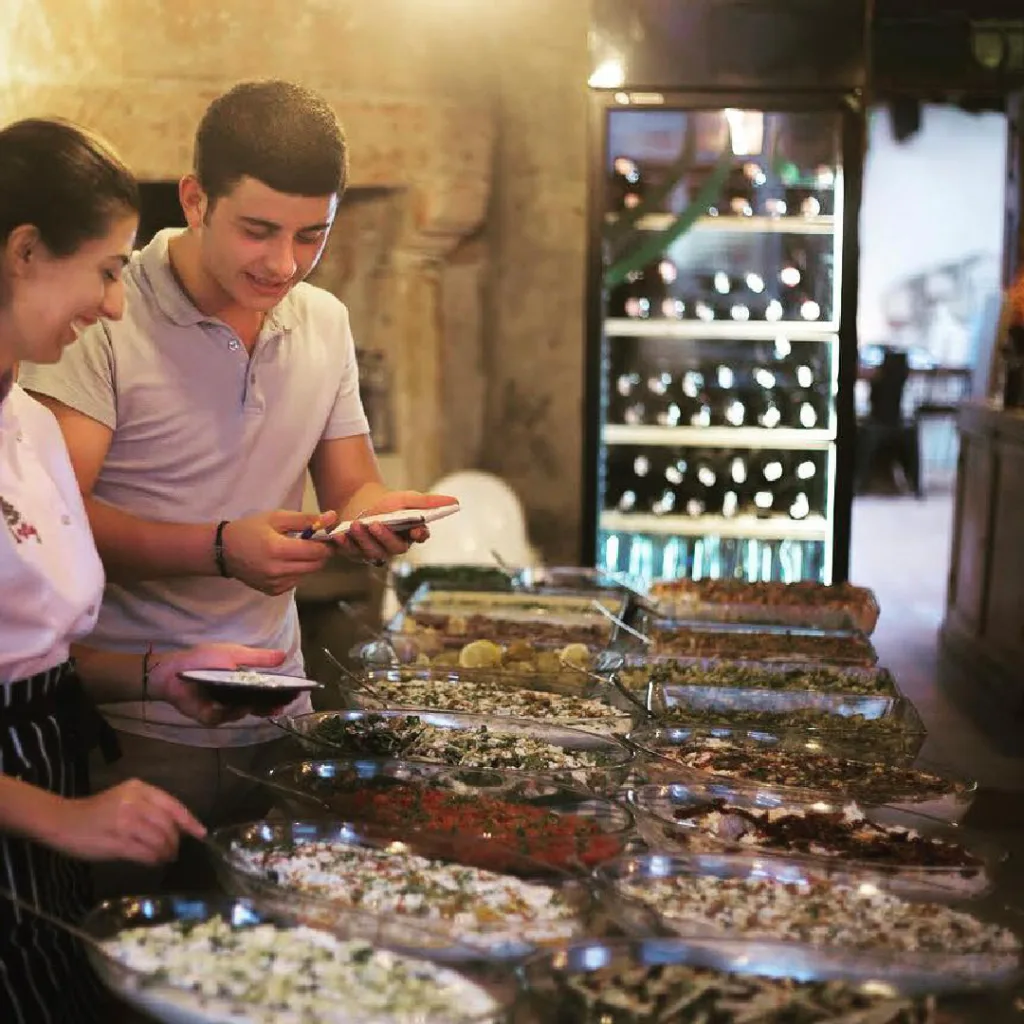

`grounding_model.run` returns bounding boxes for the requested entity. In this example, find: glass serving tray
[628,696,927,763]
[334,667,638,737]
[82,894,513,1024]
[261,758,637,871]
[208,819,607,961]
[623,724,976,823]
[386,583,628,649]
[593,852,1022,989]
[518,937,1012,1022]
[273,709,638,795]
[649,680,897,721]
[647,579,881,635]
[624,780,1000,898]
